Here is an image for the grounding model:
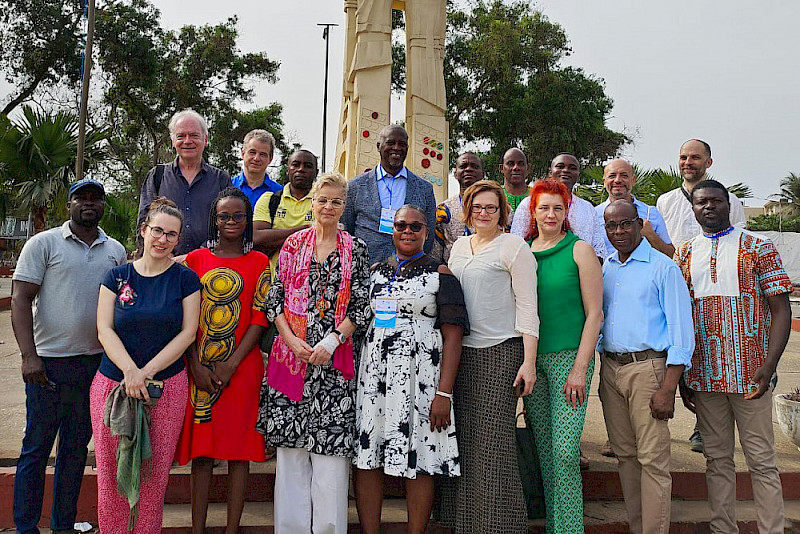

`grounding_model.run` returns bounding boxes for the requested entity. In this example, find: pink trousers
[90,370,188,534]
